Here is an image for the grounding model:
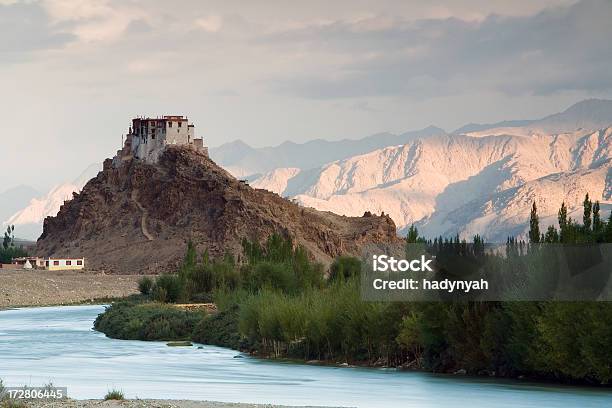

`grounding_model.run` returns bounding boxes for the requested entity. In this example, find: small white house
[43,258,85,271]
